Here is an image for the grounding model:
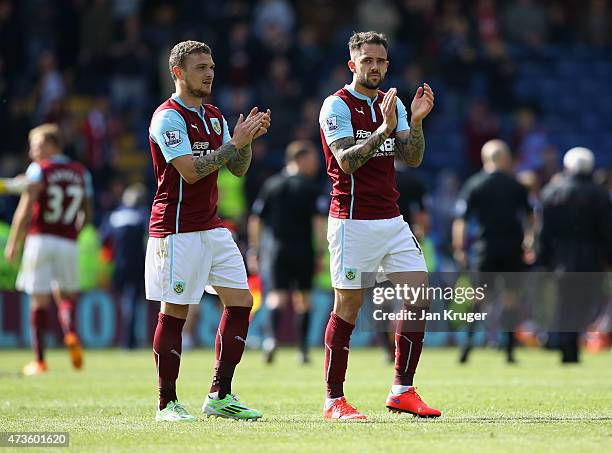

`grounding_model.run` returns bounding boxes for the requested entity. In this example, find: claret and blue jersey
[25,155,93,241]
[319,85,410,220]
[148,94,232,237]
